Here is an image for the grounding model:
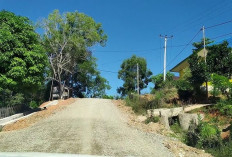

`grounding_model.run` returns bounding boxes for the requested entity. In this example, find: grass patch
[170,122,186,142]
[145,116,160,124]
